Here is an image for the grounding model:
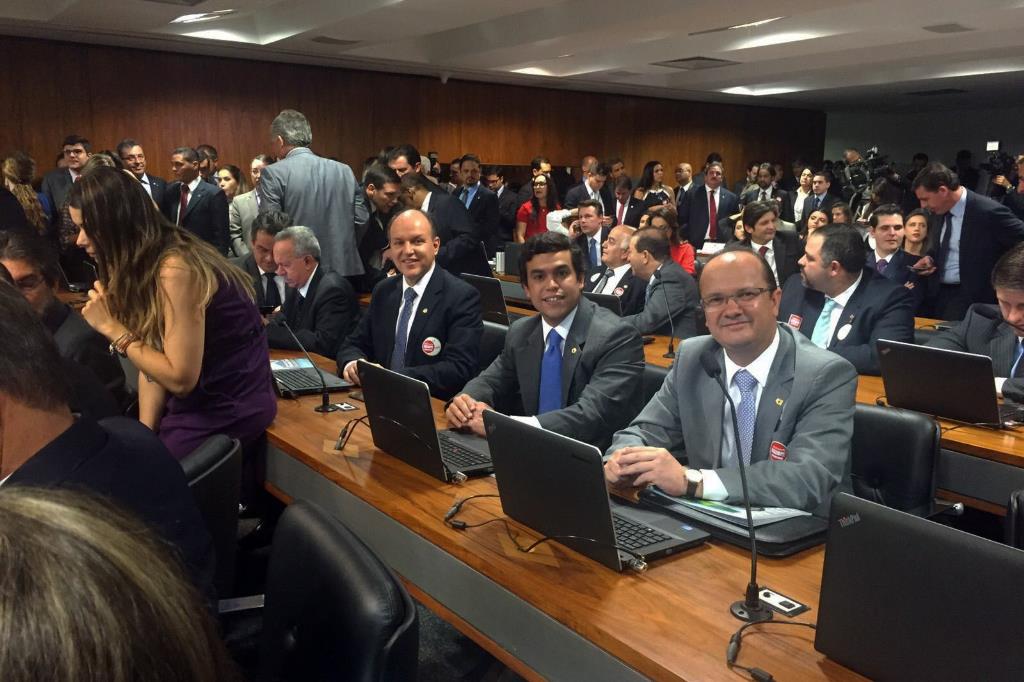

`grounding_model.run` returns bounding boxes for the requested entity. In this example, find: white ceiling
[4,0,1024,111]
